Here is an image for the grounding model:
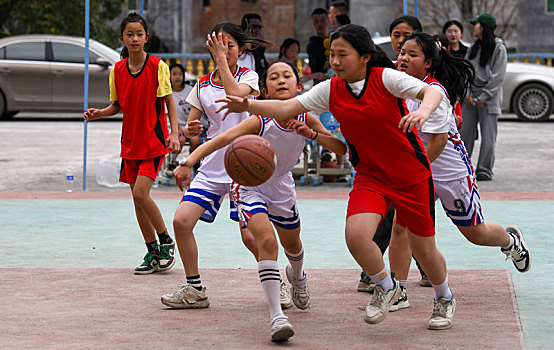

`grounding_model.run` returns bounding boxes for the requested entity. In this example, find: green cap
[469,13,497,30]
